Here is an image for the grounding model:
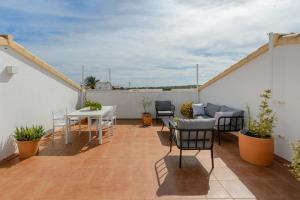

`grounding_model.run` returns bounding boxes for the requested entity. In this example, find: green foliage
[180,102,193,118]
[247,89,277,138]
[84,76,99,89]
[13,125,45,141]
[291,140,300,181]
[141,97,153,113]
[84,100,102,110]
